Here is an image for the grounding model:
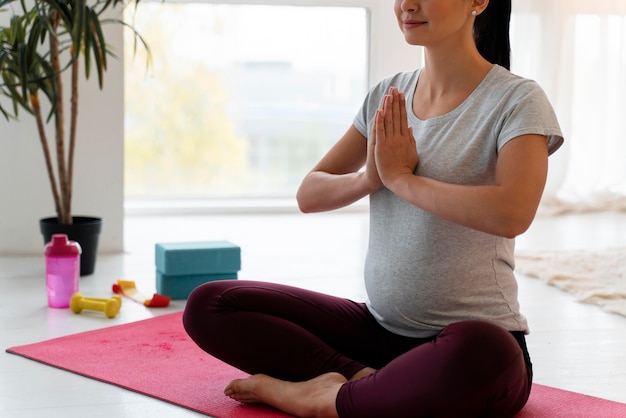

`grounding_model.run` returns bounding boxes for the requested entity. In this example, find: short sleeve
[496,80,564,156]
